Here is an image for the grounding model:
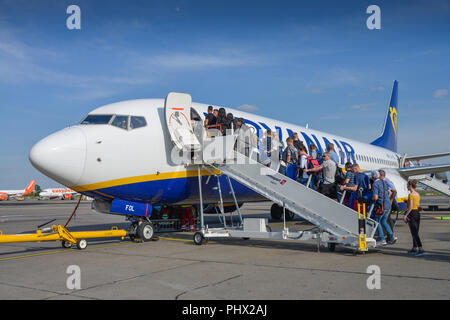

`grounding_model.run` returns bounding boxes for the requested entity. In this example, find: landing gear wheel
[128,222,138,242]
[137,221,154,242]
[327,243,336,252]
[193,232,204,245]
[76,239,88,250]
[270,204,282,220]
[285,209,295,221]
[61,241,72,248]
